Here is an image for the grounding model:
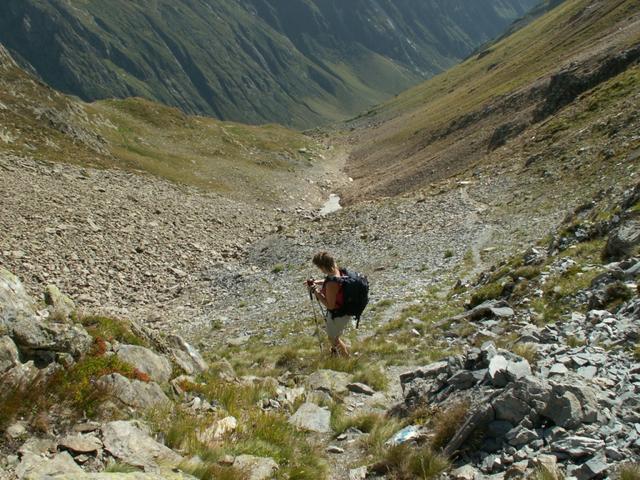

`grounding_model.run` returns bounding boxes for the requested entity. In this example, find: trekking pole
[308,288,324,353]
